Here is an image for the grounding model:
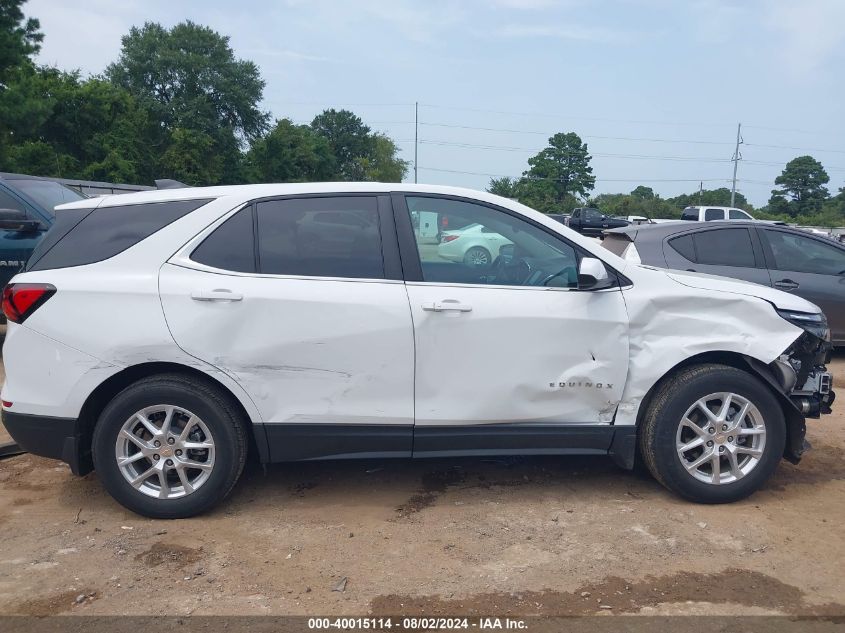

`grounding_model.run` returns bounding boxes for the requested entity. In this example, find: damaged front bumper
[762,329,836,463]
